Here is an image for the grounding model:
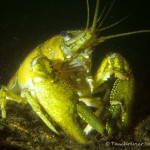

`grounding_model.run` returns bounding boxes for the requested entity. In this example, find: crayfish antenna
[86,0,90,29]
[97,0,116,31]
[98,30,150,43]
[91,0,100,34]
